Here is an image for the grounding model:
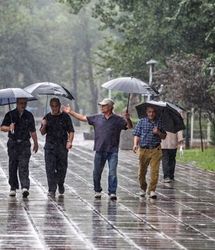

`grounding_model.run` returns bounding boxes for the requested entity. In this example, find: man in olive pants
[133,106,166,199]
